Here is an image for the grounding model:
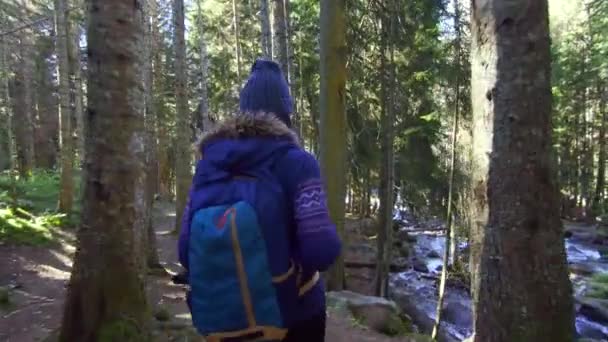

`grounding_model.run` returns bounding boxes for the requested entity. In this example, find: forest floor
[0,200,404,342]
